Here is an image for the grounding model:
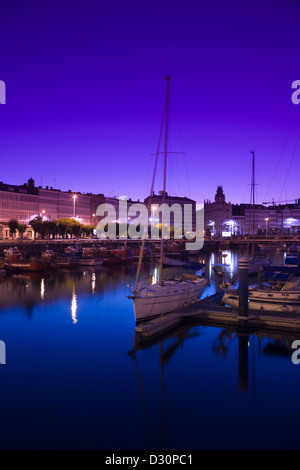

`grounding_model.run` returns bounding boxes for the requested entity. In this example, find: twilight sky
[1,0,300,205]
